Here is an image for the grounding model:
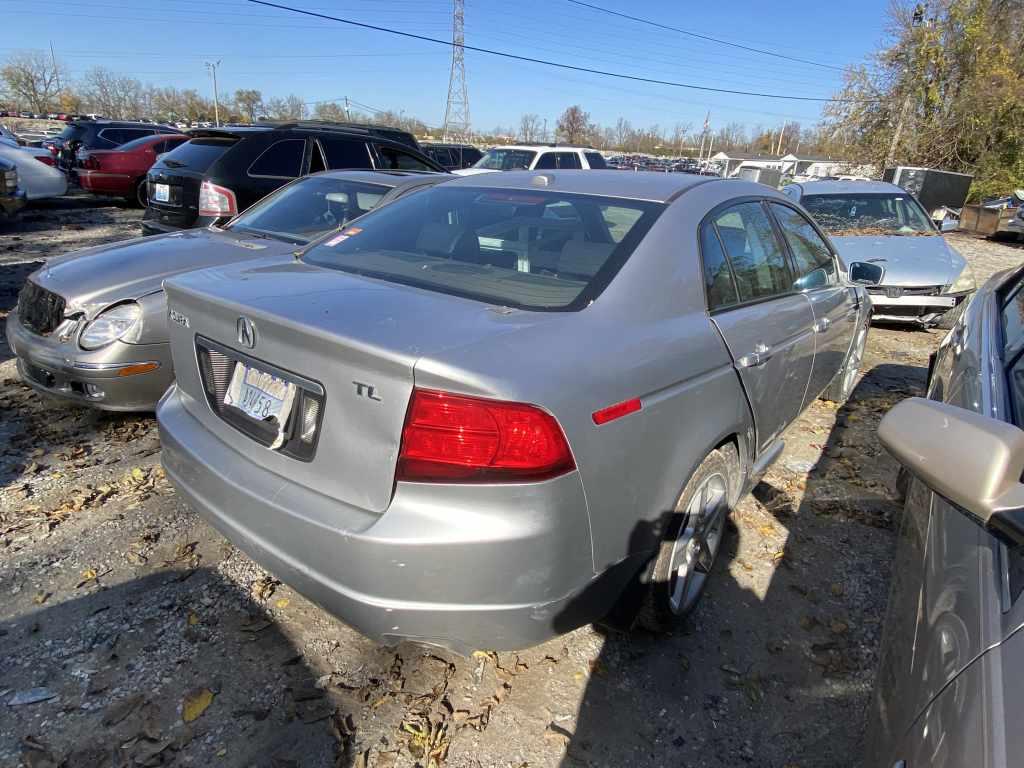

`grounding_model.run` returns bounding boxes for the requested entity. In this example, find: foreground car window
[801,193,935,236]
[769,203,837,288]
[229,177,390,244]
[713,202,792,302]
[302,186,663,310]
[474,149,537,171]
